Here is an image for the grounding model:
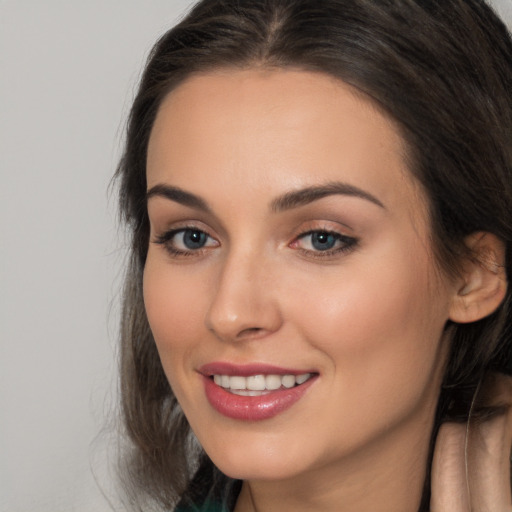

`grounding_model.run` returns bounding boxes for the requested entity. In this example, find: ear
[449,232,507,324]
